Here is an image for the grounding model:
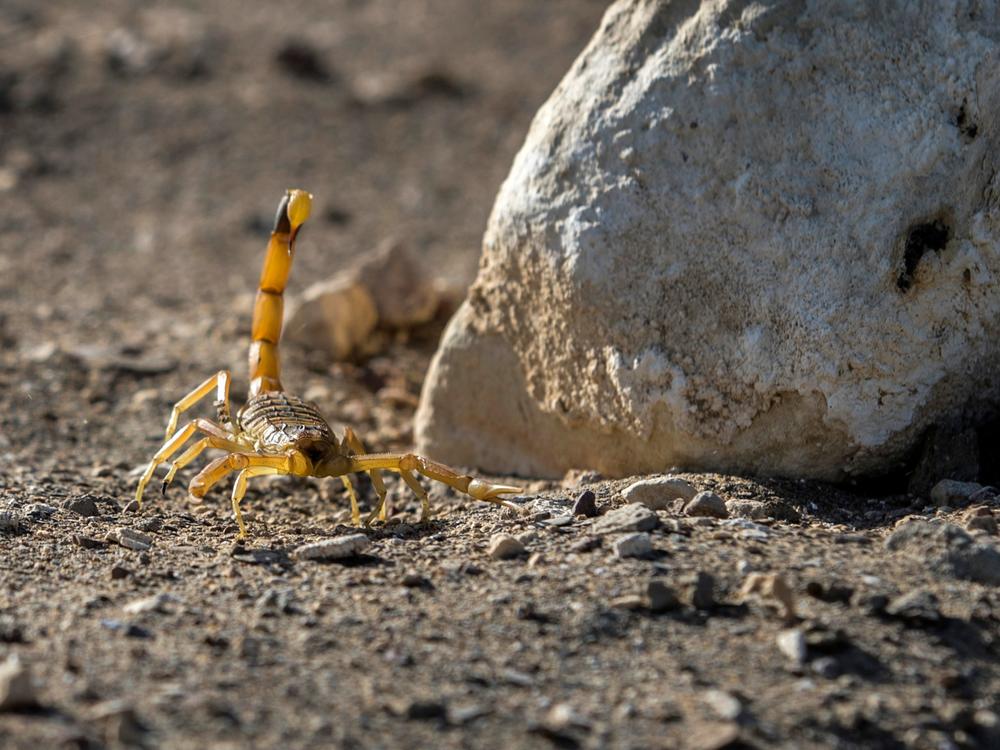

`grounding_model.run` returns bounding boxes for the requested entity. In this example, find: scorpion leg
[346,453,522,520]
[163,370,233,441]
[340,476,361,526]
[231,466,281,540]
[135,418,233,507]
[399,470,432,521]
[343,427,389,525]
[189,452,295,538]
[161,435,246,495]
